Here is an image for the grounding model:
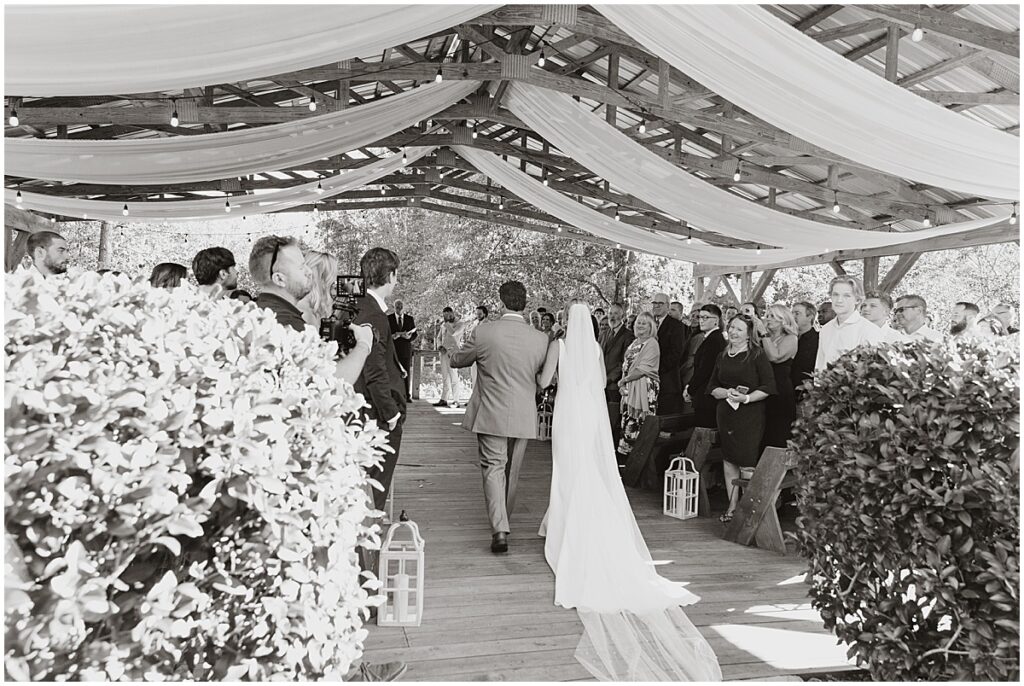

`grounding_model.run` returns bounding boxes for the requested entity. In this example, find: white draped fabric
[598,5,1019,200]
[5,82,478,185]
[505,83,1006,251]
[4,148,433,224]
[4,5,495,96]
[454,146,1007,265]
